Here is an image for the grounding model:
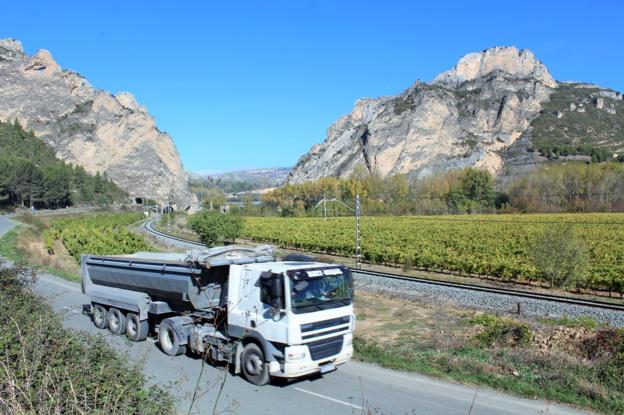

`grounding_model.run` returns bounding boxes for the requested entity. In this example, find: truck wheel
[158,320,186,356]
[107,308,126,335]
[92,304,108,329]
[125,313,148,342]
[241,343,270,386]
